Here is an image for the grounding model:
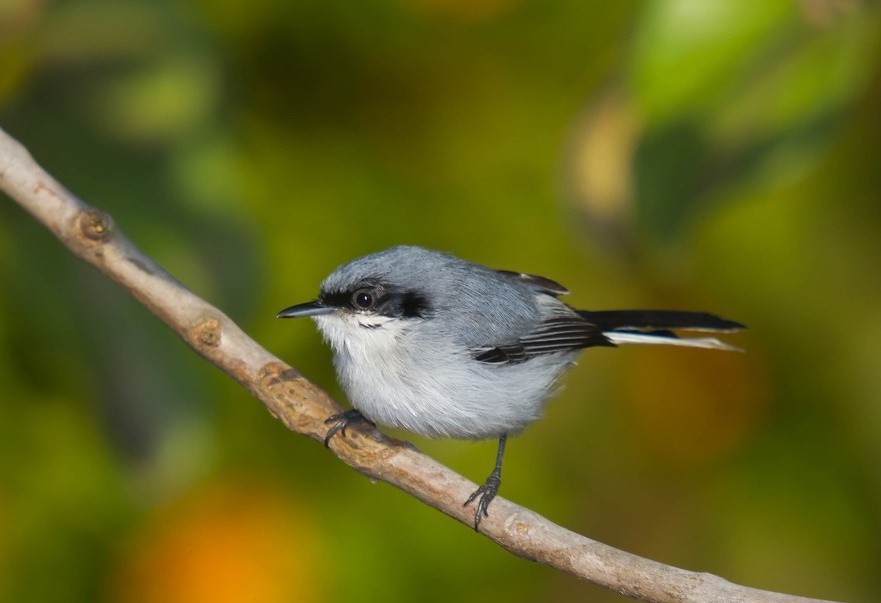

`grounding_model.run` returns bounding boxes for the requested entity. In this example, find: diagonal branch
[0,126,840,603]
